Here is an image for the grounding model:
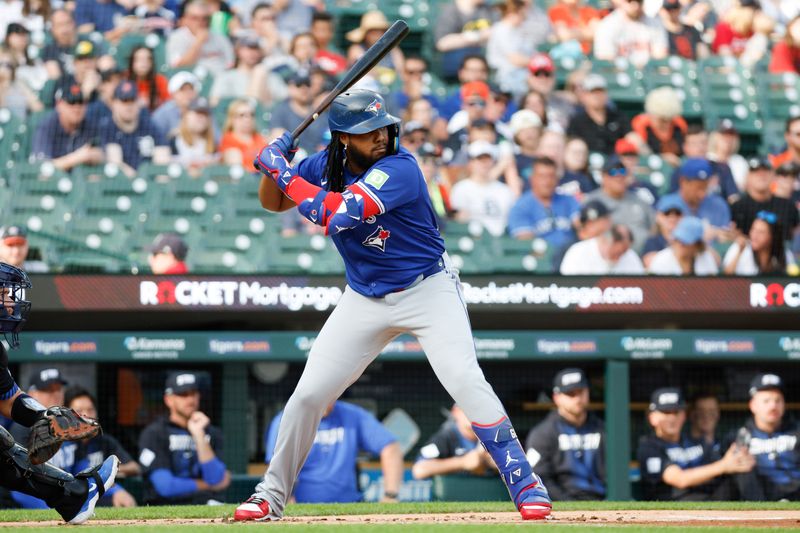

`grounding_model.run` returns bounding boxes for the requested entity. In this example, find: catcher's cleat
[517,480,552,520]
[234,495,274,521]
[65,455,119,525]
[29,406,101,465]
